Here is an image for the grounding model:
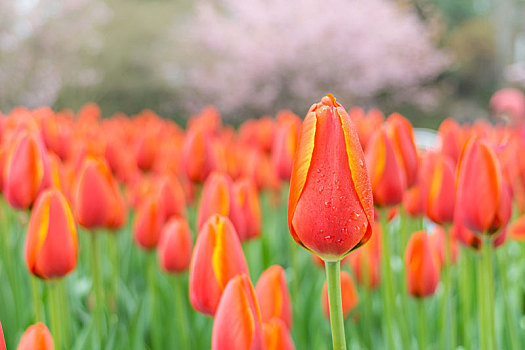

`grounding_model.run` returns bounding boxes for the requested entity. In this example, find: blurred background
[0,0,524,127]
